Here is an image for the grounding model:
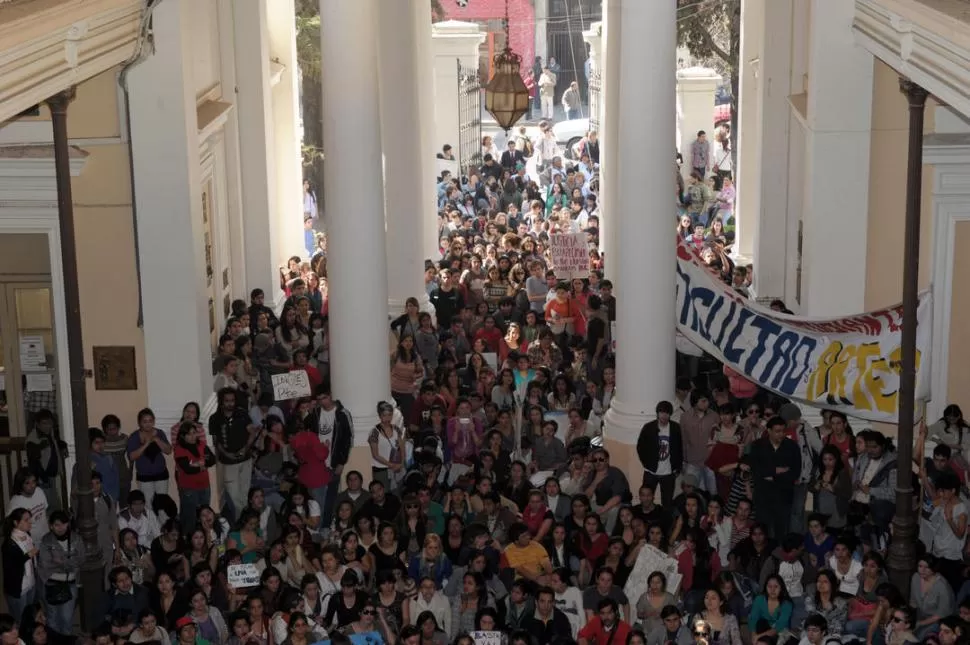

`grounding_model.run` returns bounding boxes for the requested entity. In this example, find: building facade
[0,0,304,506]
[737,0,970,424]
